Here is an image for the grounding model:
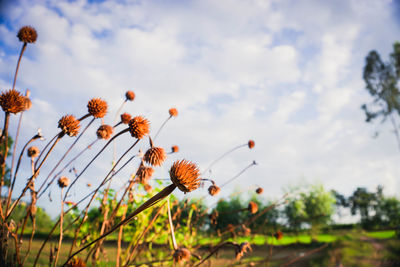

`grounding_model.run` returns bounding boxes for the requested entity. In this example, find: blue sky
[1,0,400,217]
